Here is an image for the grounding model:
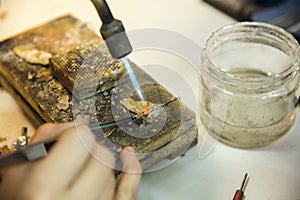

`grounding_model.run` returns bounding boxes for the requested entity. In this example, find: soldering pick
[233,173,249,200]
